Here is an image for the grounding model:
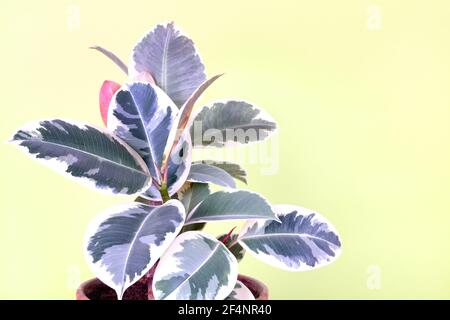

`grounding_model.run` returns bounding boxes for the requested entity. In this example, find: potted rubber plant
[10,22,342,300]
